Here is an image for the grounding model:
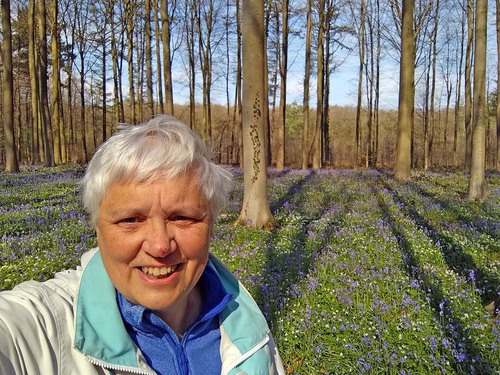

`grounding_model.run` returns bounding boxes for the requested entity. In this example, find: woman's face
[96,172,211,328]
